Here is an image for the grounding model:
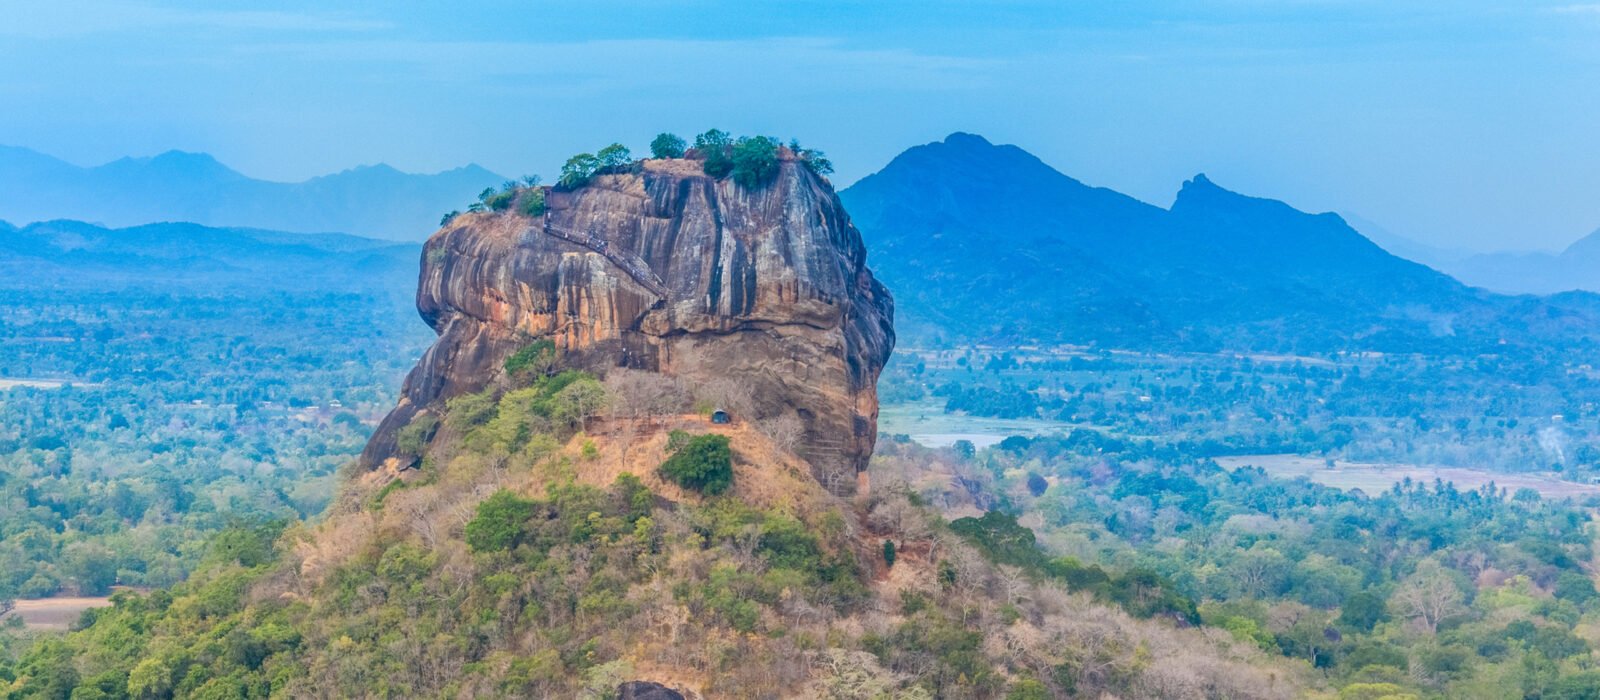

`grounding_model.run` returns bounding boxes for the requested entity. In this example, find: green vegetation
[876,426,1600,698]
[649,132,686,159]
[694,129,733,179]
[0,375,977,699]
[0,261,426,601]
[595,143,631,169]
[464,489,539,552]
[394,413,438,456]
[730,136,781,189]
[516,187,546,217]
[557,143,632,190]
[558,152,599,189]
[690,130,829,186]
[658,434,733,495]
[463,177,546,217]
[882,346,1600,476]
[788,138,834,176]
[503,339,557,379]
